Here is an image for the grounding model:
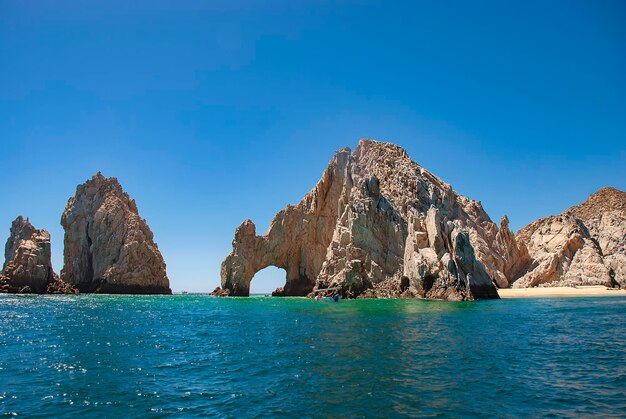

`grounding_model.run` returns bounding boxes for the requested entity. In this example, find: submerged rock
[512,187,626,288]
[221,139,504,300]
[60,172,171,294]
[1,216,77,294]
